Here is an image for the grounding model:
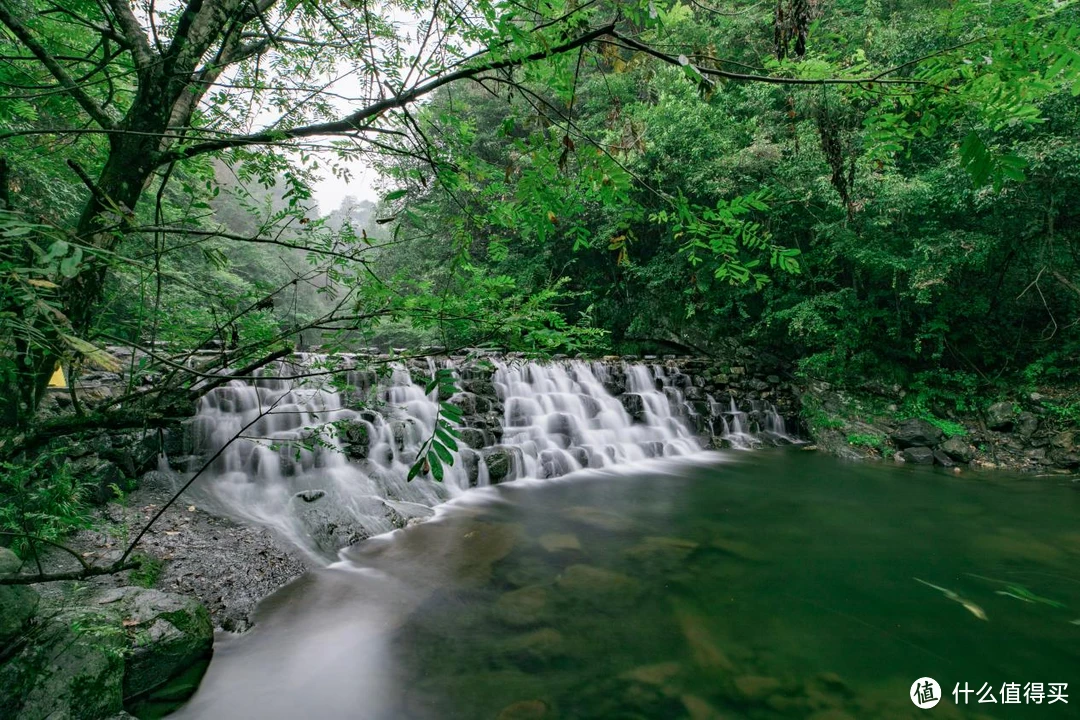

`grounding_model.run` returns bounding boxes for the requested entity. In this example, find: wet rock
[494,586,549,627]
[482,446,516,483]
[96,586,213,700]
[294,489,326,503]
[457,427,488,450]
[986,401,1015,431]
[711,537,765,561]
[451,392,479,415]
[932,450,956,467]
[339,419,371,459]
[939,436,975,463]
[538,533,581,553]
[900,446,935,464]
[0,548,39,648]
[620,393,646,421]
[889,419,943,448]
[292,491,372,556]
